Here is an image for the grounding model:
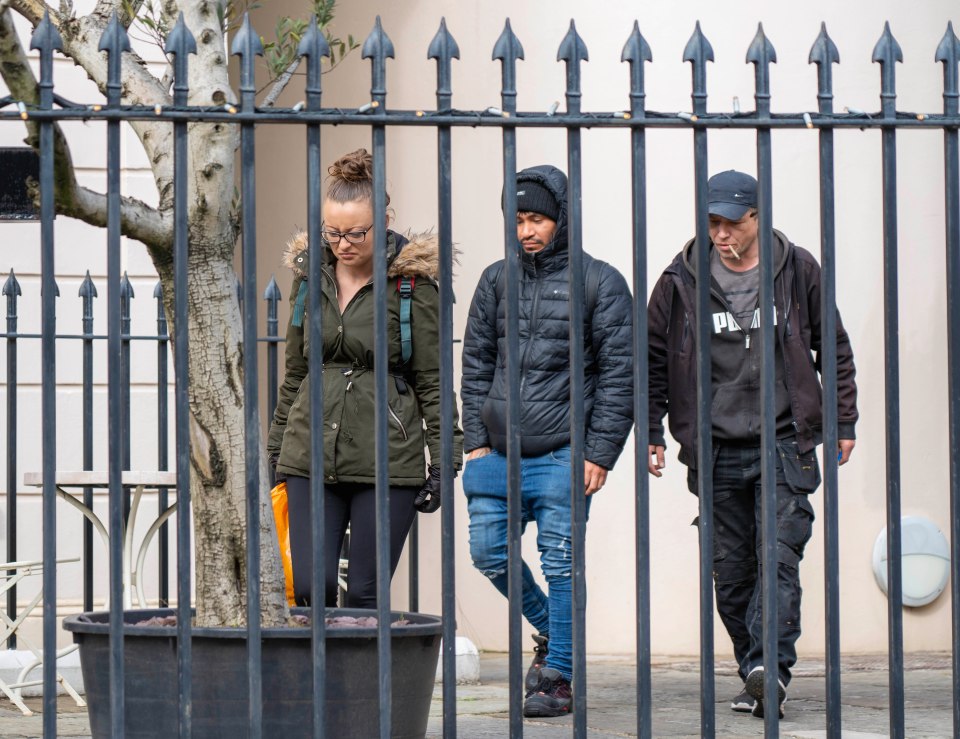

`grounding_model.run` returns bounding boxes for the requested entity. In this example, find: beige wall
[0,0,955,658]
[255,0,960,658]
